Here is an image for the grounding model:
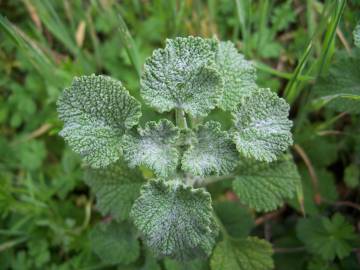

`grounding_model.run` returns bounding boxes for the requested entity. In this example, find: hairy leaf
[141,36,223,116]
[84,159,144,220]
[313,56,360,113]
[296,213,358,260]
[232,88,293,162]
[182,121,238,177]
[123,119,180,177]
[233,155,301,212]
[57,75,142,168]
[211,237,274,270]
[215,41,257,111]
[130,179,218,260]
[90,221,140,265]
